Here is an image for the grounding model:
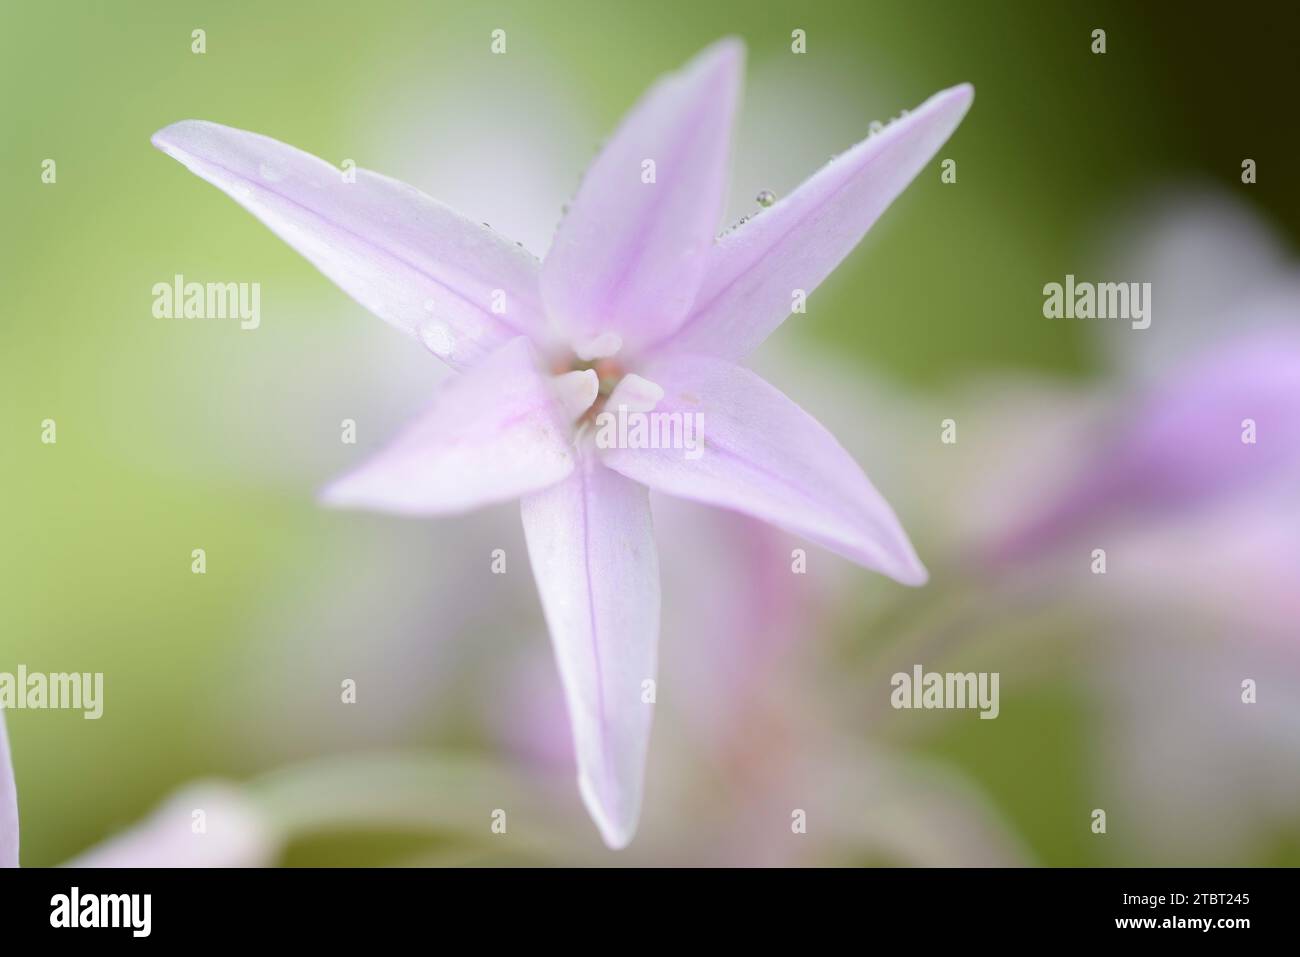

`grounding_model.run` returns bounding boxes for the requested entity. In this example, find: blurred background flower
[2,0,1298,865]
